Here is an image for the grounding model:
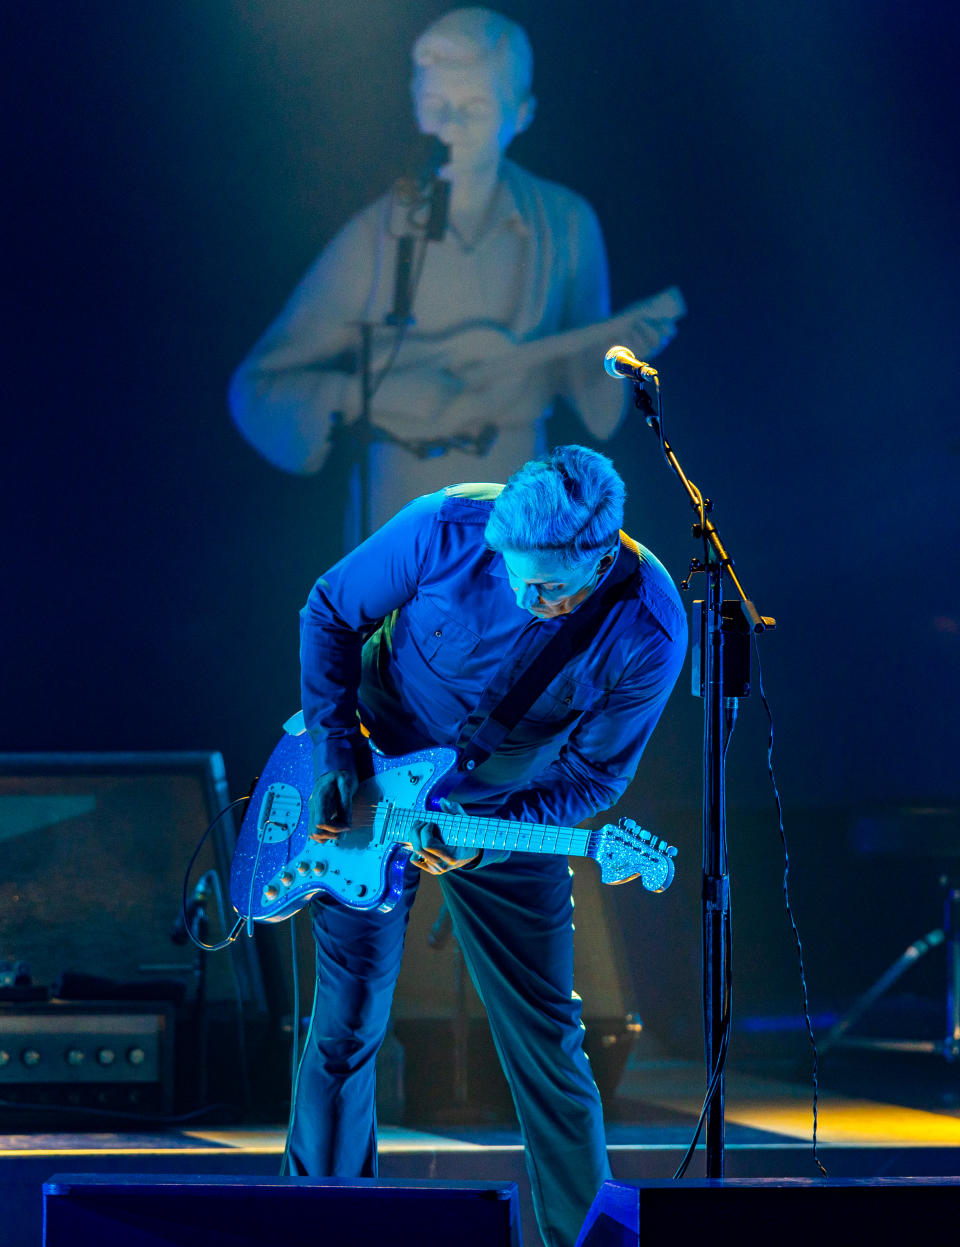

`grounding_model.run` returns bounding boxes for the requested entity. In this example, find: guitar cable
[671,639,826,1178]
[177,788,320,1158]
[280,912,305,1176]
[753,635,827,1177]
[179,795,250,953]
